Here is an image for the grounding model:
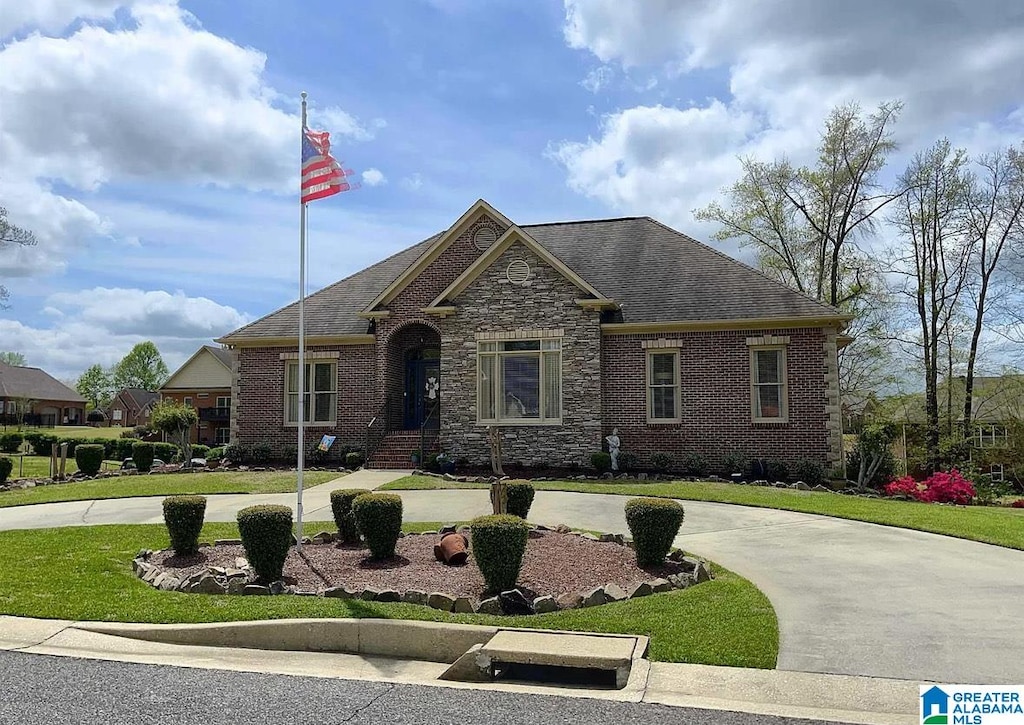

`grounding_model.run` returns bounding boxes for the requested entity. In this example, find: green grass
[0,470,341,509]
[1,454,124,480]
[3,425,130,441]
[0,521,777,668]
[380,475,1024,550]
